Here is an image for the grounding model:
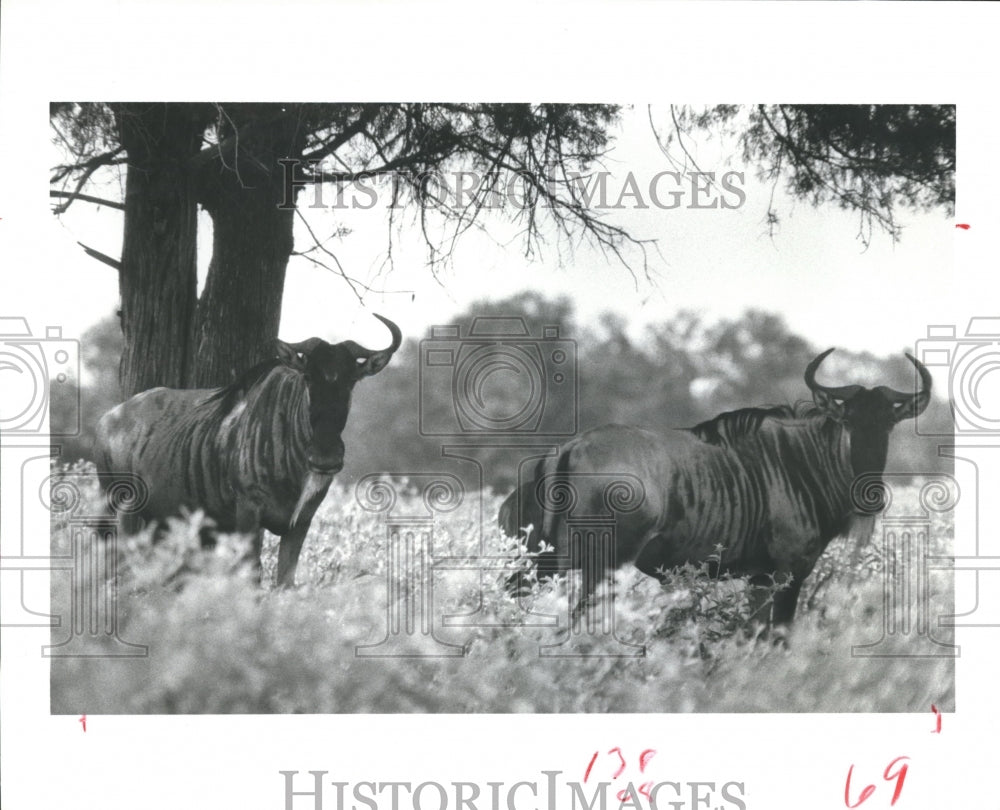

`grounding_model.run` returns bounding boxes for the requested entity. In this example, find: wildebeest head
[805,348,932,476]
[277,313,402,475]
